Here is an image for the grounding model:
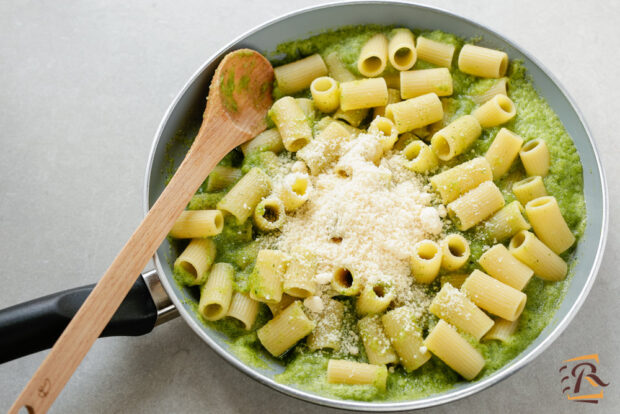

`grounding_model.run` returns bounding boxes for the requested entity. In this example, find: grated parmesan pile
[258,129,447,355]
